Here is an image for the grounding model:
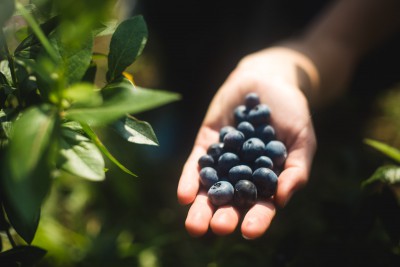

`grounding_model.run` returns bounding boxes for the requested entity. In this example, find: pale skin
[177,0,400,239]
